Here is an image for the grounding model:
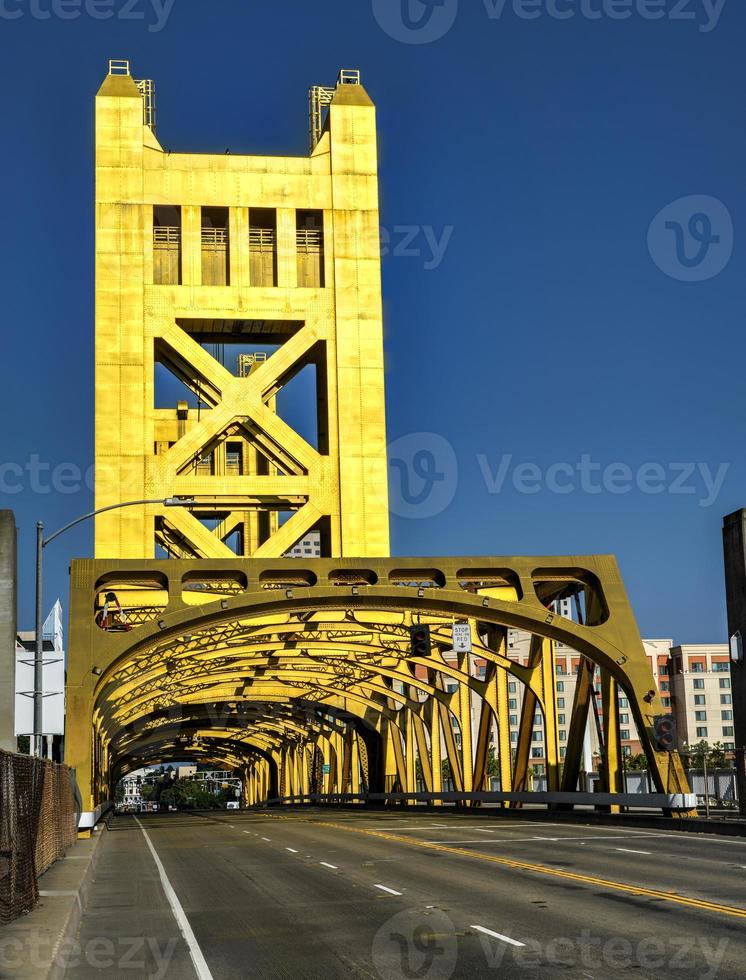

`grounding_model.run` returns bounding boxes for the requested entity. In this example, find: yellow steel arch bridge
[66,556,693,822]
[64,62,694,826]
